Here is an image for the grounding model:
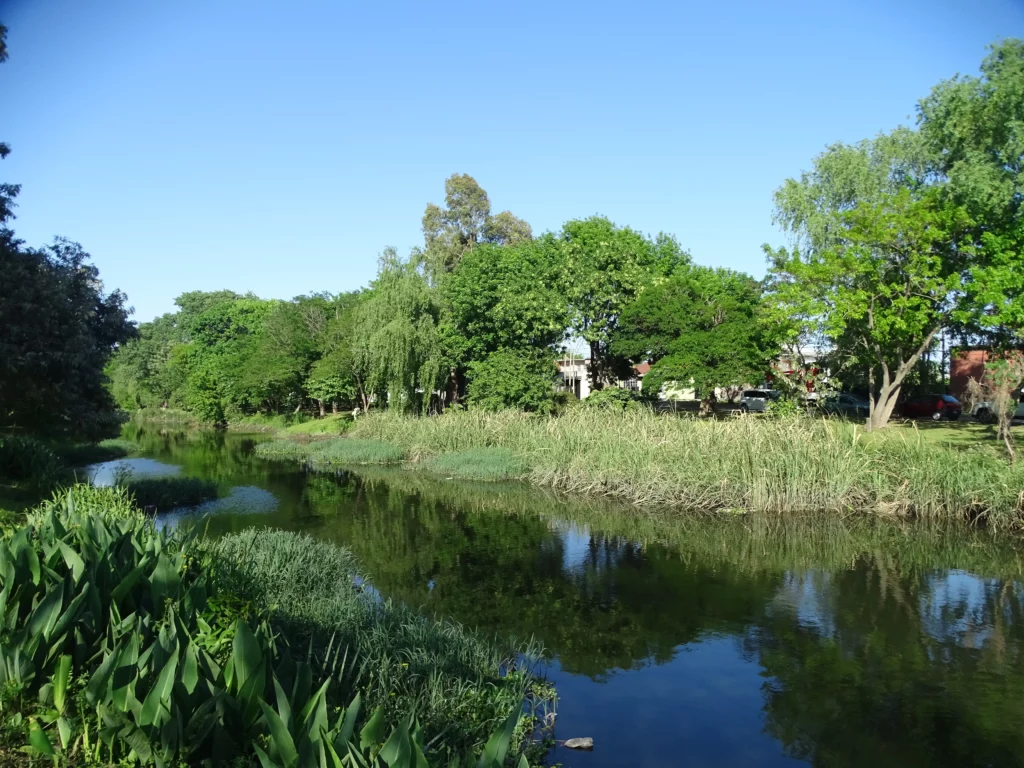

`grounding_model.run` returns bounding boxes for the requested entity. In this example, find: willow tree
[354,248,447,413]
